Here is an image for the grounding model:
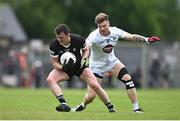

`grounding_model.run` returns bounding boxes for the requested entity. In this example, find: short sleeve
[49,42,58,57]
[86,33,95,47]
[78,36,86,49]
[113,27,125,38]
